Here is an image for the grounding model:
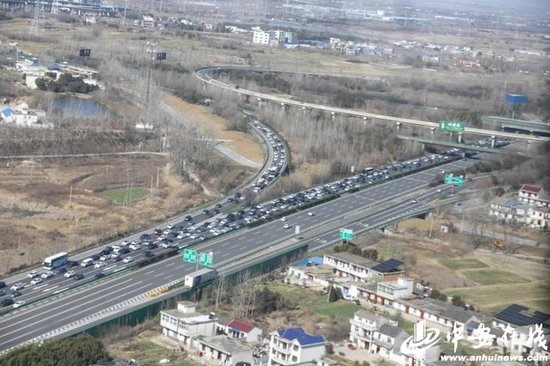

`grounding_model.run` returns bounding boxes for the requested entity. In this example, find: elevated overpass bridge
[481,116,550,137]
[196,67,548,144]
